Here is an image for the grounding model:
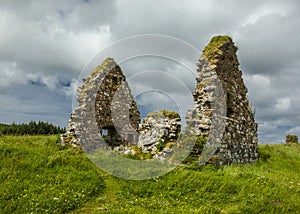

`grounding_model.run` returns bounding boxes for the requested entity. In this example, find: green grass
[0,135,105,213]
[73,144,300,214]
[1,136,300,213]
[202,35,238,61]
